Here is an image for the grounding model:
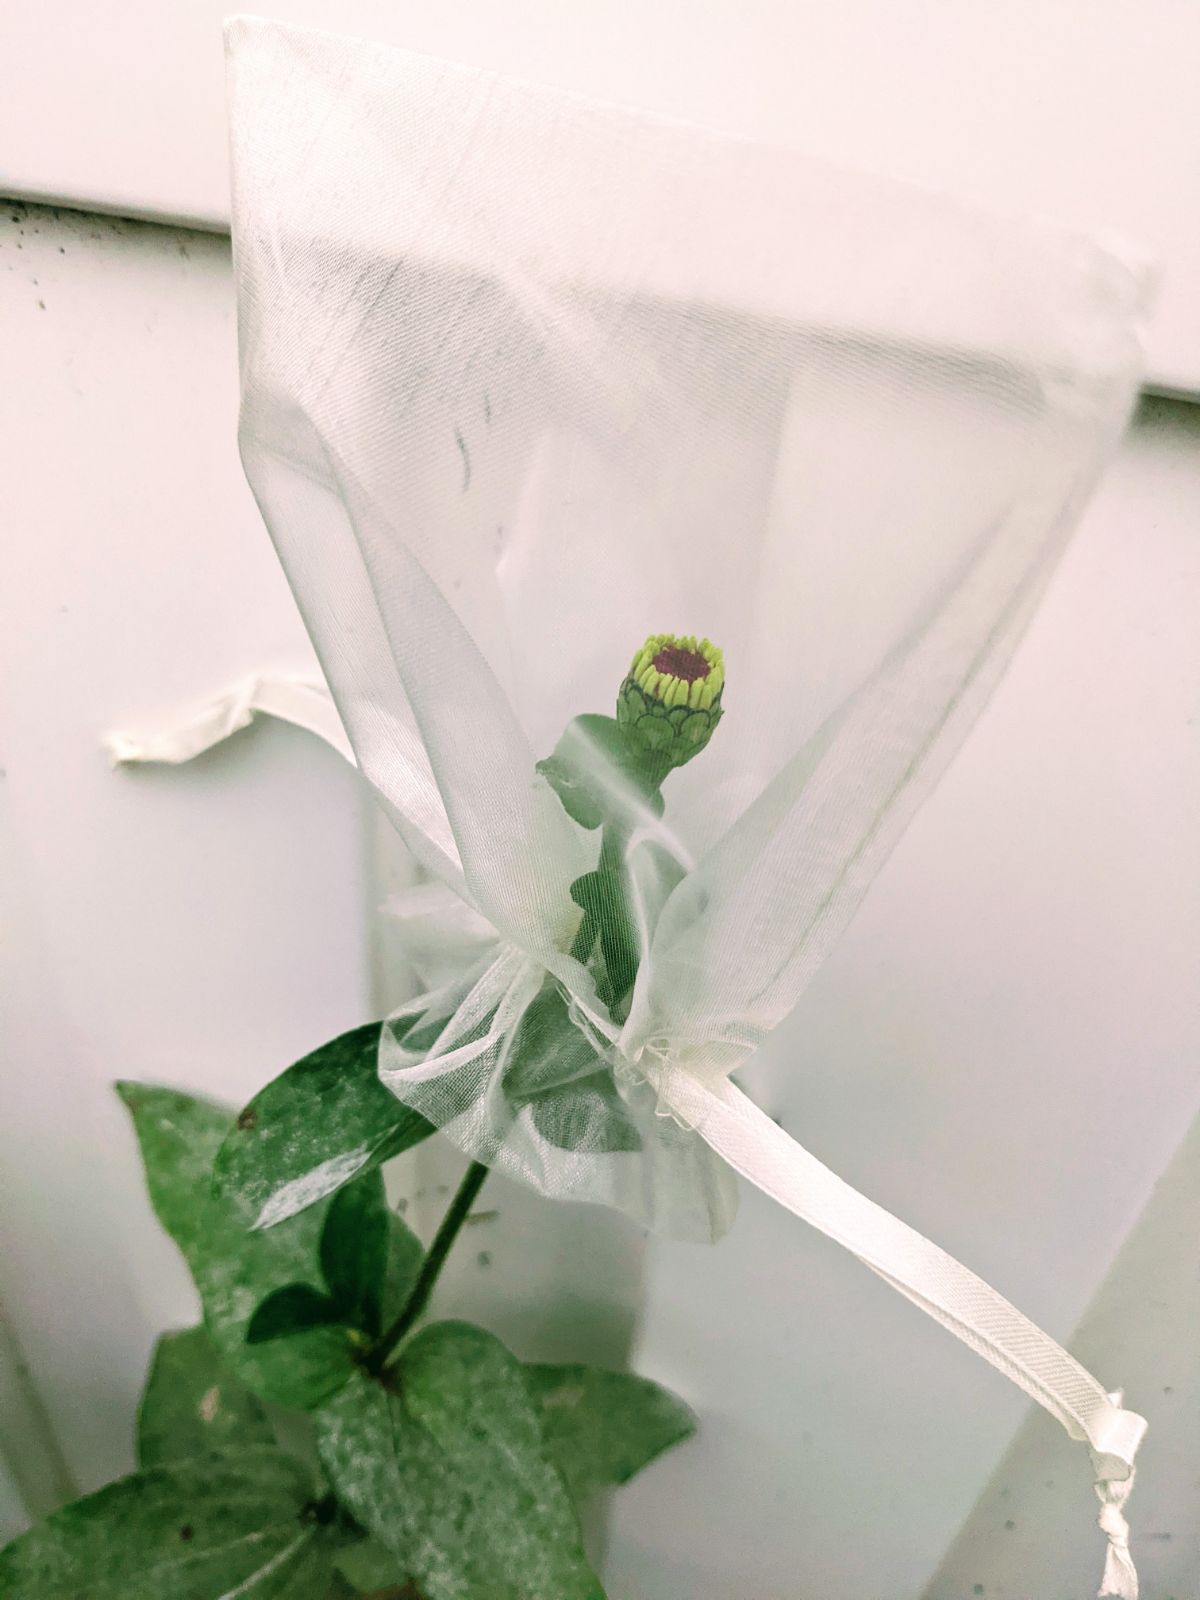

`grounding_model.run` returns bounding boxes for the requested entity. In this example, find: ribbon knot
[1087,1388,1145,1599]
[1095,1468,1137,1599]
